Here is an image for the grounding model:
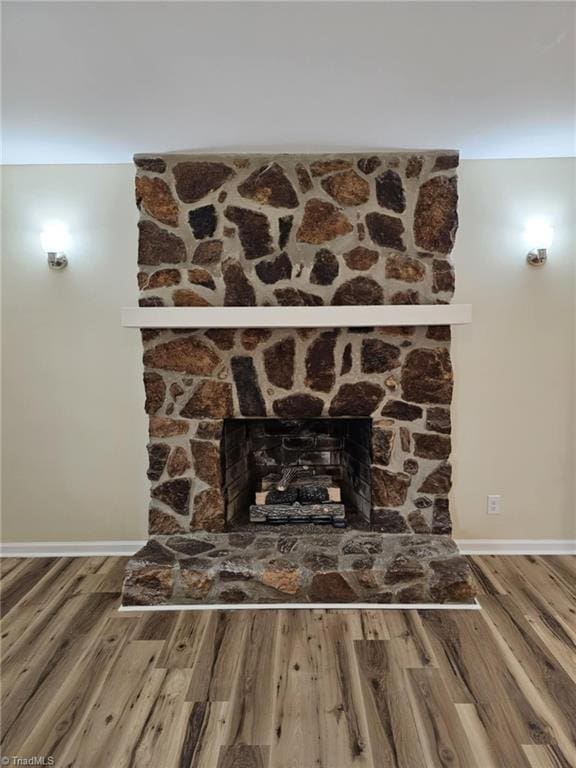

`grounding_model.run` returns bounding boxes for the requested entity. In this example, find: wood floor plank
[1,555,575,768]
[406,668,477,767]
